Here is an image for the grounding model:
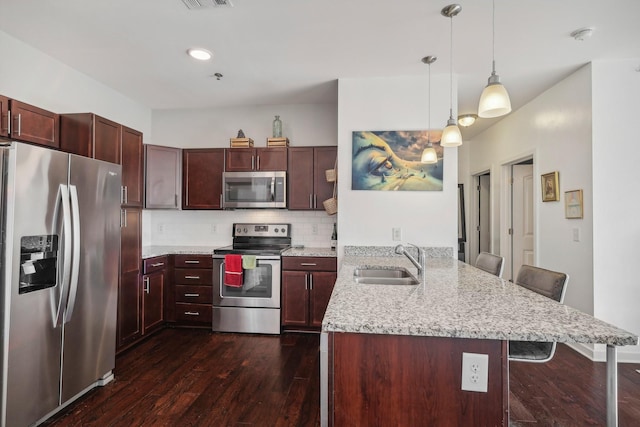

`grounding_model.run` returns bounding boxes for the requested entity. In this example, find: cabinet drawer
[175,303,212,323]
[143,255,168,274]
[175,285,213,304]
[282,256,337,272]
[174,268,212,285]
[174,254,213,269]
